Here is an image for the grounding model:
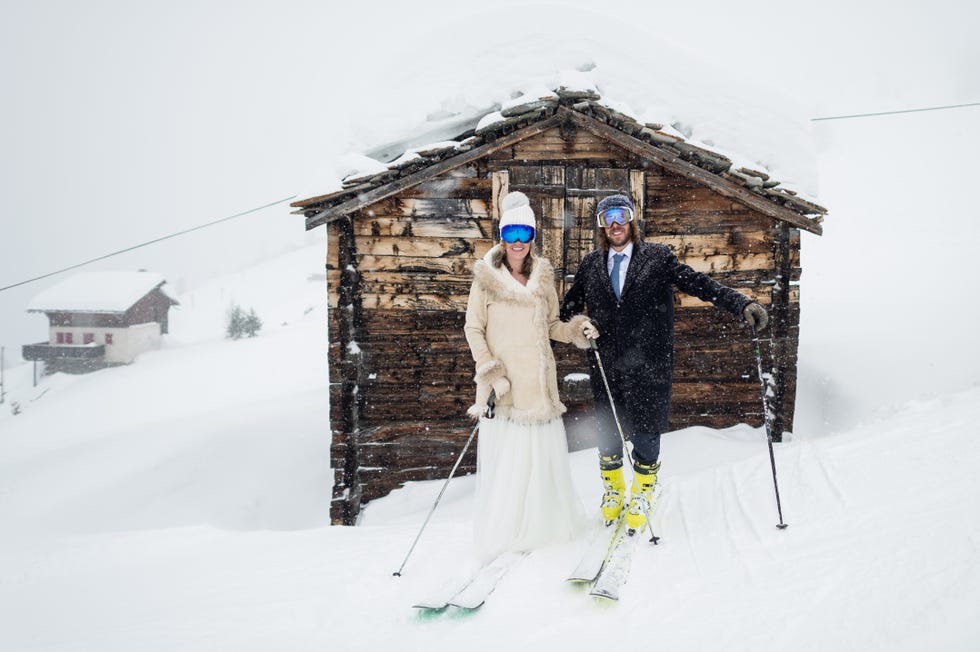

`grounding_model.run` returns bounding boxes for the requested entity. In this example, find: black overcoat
[561,241,751,434]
